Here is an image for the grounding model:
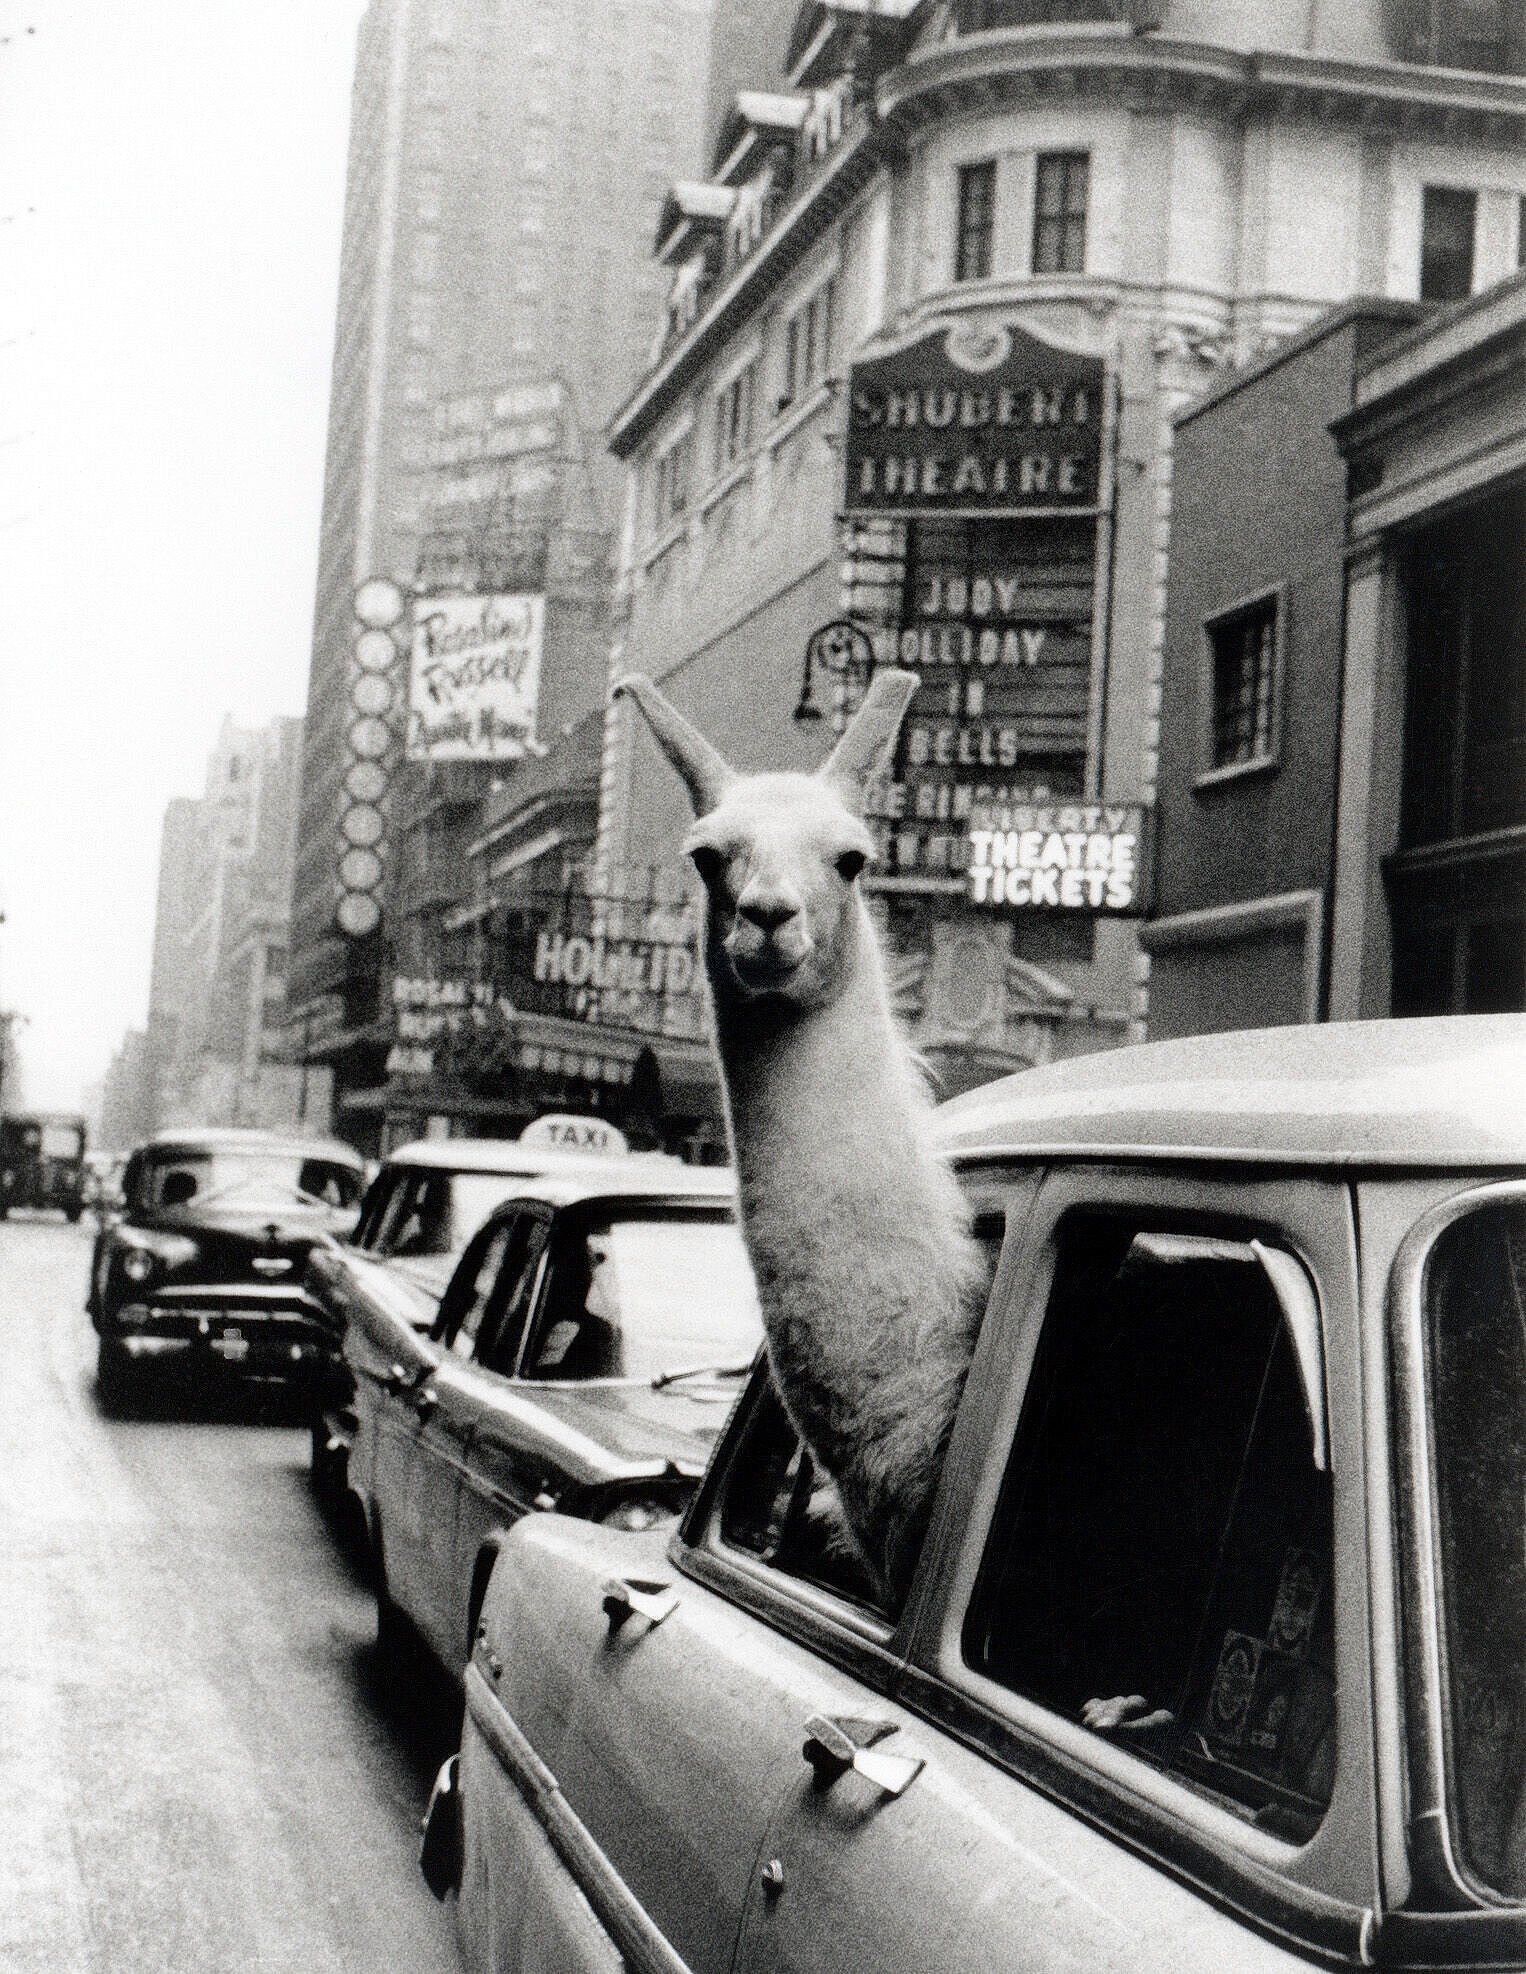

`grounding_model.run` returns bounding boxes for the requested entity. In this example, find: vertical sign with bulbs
[337,577,405,939]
